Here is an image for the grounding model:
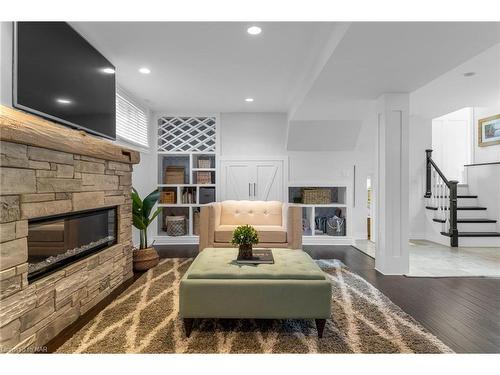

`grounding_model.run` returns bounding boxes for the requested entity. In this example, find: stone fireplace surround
[0,106,140,353]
